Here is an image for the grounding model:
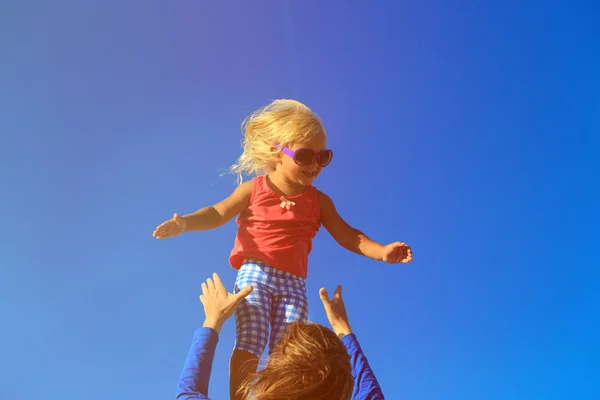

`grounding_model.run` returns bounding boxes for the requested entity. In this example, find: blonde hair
[237,322,354,400]
[230,99,326,184]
